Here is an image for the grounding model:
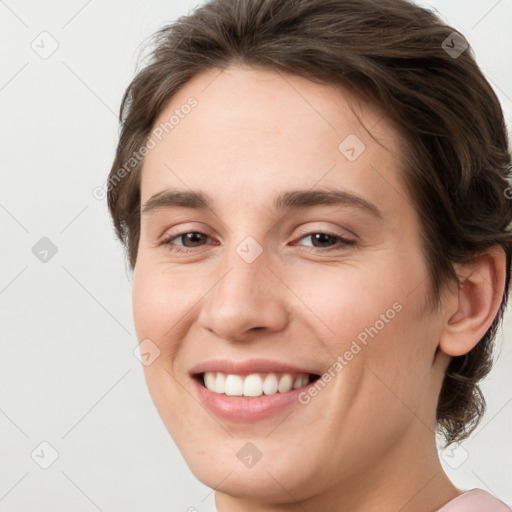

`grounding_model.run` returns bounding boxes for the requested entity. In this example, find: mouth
[189,360,322,421]
[195,371,321,397]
